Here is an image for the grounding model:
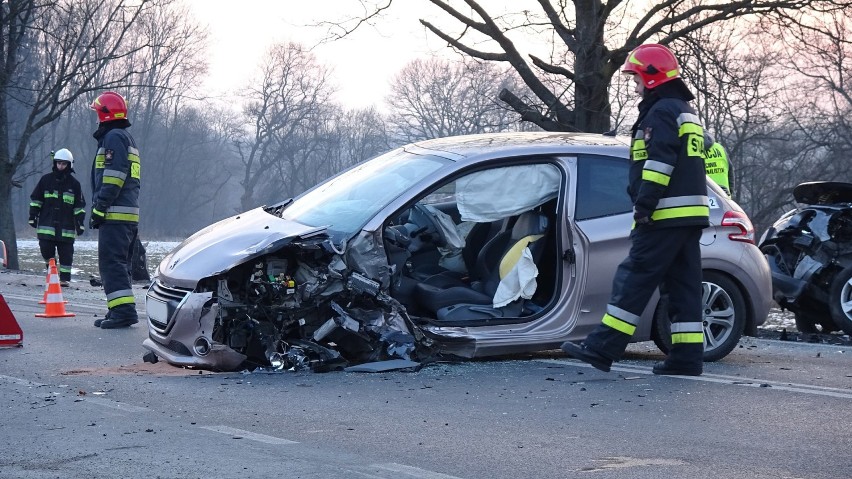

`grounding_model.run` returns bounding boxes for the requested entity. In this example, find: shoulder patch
[643,127,652,142]
[105,149,114,162]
